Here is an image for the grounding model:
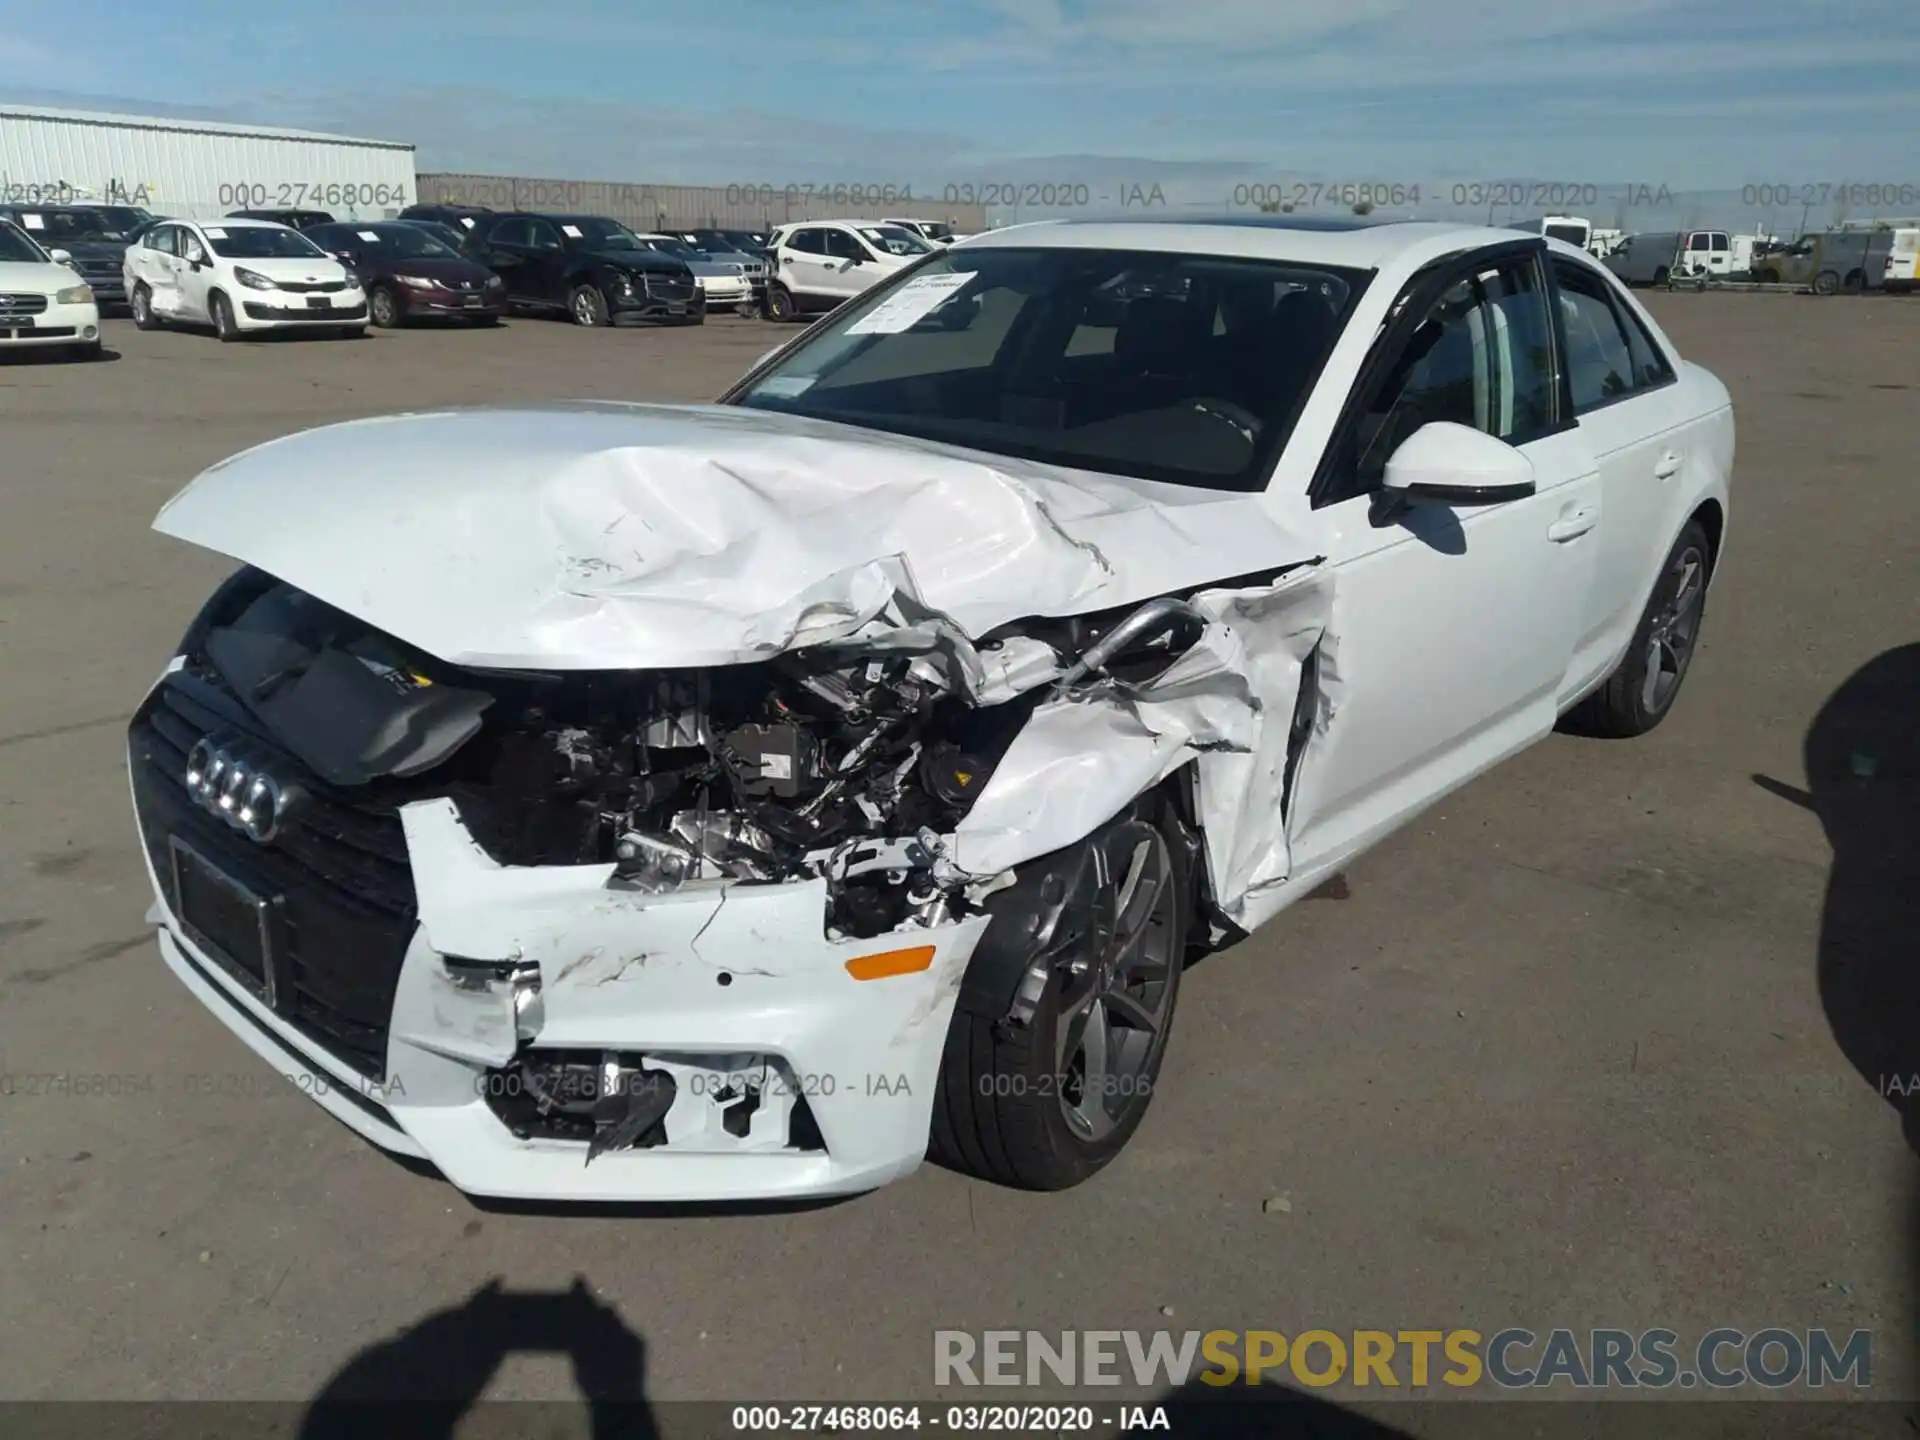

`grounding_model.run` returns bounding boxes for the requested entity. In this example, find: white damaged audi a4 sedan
[130,217,1733,1202]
